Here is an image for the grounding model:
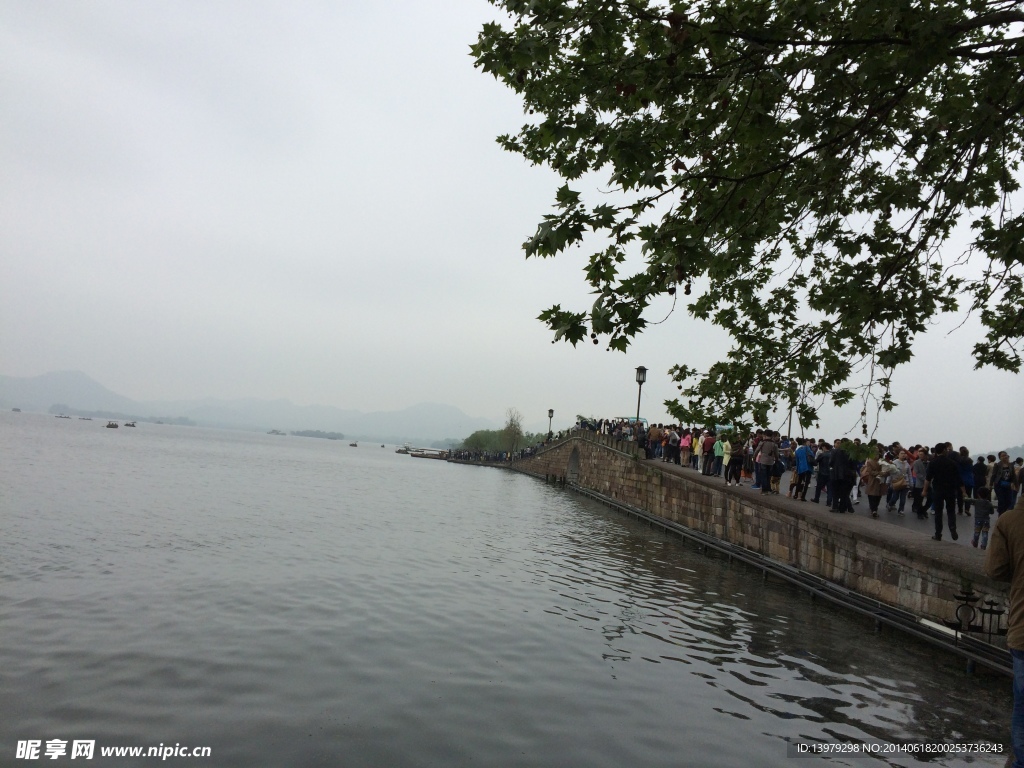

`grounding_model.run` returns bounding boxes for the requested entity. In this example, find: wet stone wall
[513,434,1008,627]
